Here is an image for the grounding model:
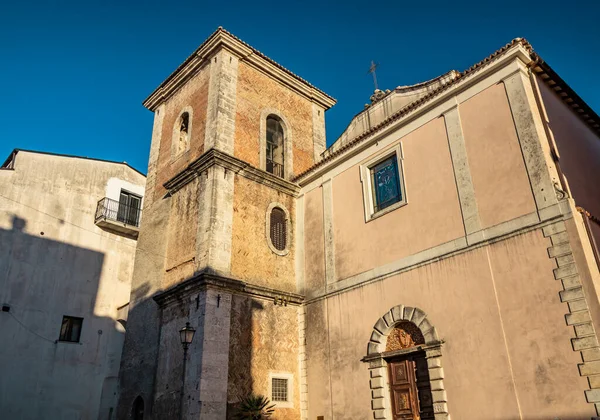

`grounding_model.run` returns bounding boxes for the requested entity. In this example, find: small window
[266,116,284,178]
[360,144,407,222]
[370,155,402,212]
[270,207,287,251]
[132,396,144,420]
[178,112,190,155]
[117,190,142,227]
[172,109,192,157]
[268,373,293,408]
[59,316,83,342]
[271,378,288,402]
